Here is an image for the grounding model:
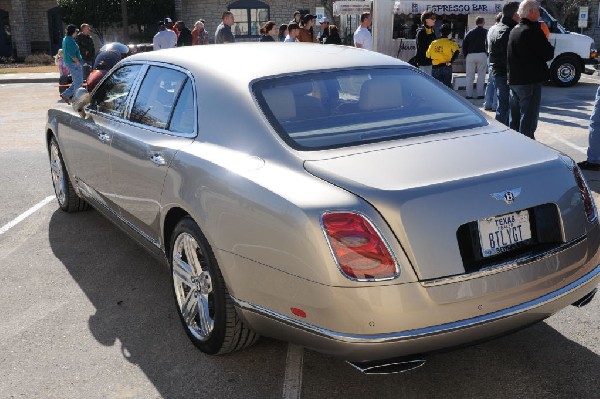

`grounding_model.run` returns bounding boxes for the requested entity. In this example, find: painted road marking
[282,344,304,399]
[0,196,54,235]
[552,135,587,155]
